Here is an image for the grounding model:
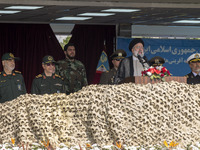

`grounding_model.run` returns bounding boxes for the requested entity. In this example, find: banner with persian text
[117,37,200,76]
